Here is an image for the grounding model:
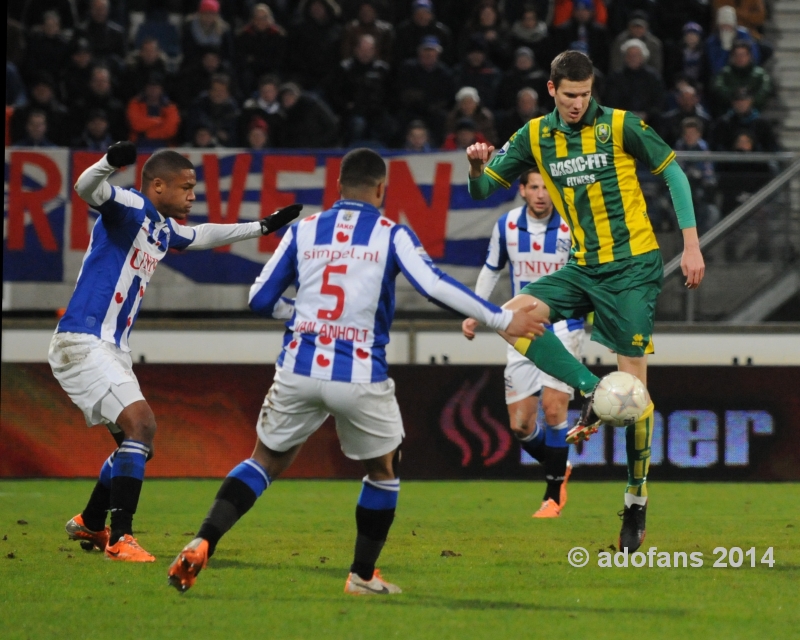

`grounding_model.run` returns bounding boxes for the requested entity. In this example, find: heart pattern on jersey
[126,318,132,327]
[316,354,331,367]
[115,292,123,303]
[560,224,569,232]
[289,340,298,349]
[336,231,349,242]
[305,215,317,222]
[380,219,392,227]
[508,221,518,230]
[139,286,145,297]
[533,242,542,250]
[356,348,369,359]
[319,336,333,345]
